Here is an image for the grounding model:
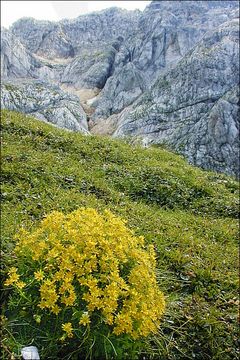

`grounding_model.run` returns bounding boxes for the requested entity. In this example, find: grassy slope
[1,110,239,359]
